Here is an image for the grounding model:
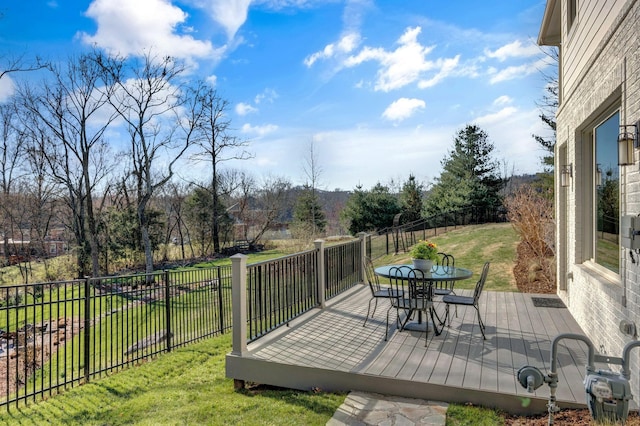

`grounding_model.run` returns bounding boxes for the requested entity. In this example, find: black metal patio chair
[442,262,490,339]
[363,257,401,326]
[408,267,441,345]
[433,252,456,296]
[384,265,415,340]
